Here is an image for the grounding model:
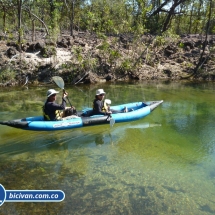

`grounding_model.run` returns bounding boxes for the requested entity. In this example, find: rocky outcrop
[0,31,215,86]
